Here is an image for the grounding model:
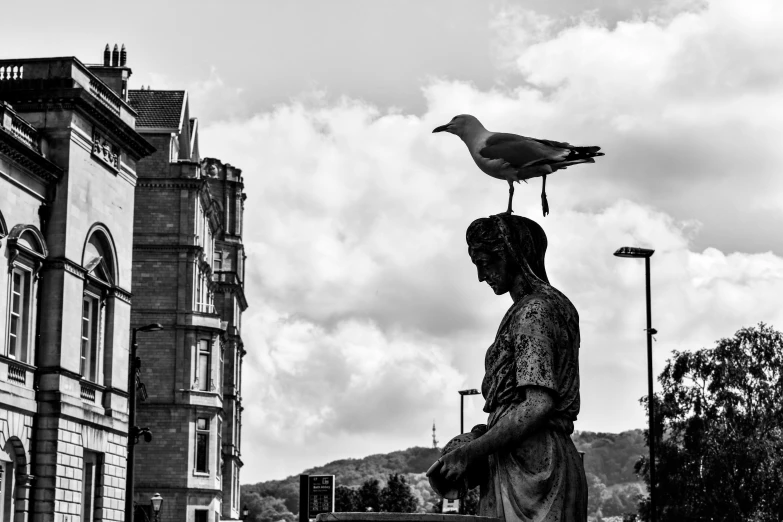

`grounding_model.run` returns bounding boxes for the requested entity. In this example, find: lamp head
[151,493,163,513]
[137,323,164,333]
[613,247,655,259]
[458,389,481,396]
